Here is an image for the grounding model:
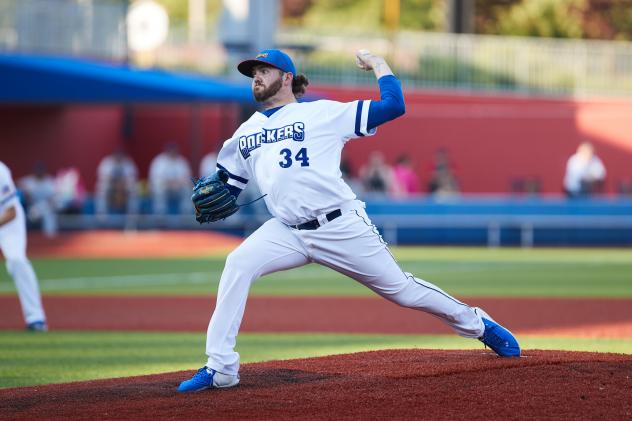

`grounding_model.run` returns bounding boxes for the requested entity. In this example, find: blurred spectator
[392,154,421,197]
[511,176,541,196]
[617,179,632,196]
[564,141,606,198]
[199,151,218,178]
[149,143,192,215]
[18,162,58,237]
[359,151,394,195]
[428,148,459,197]
[95,148,139,215]
[55,167,86,214]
